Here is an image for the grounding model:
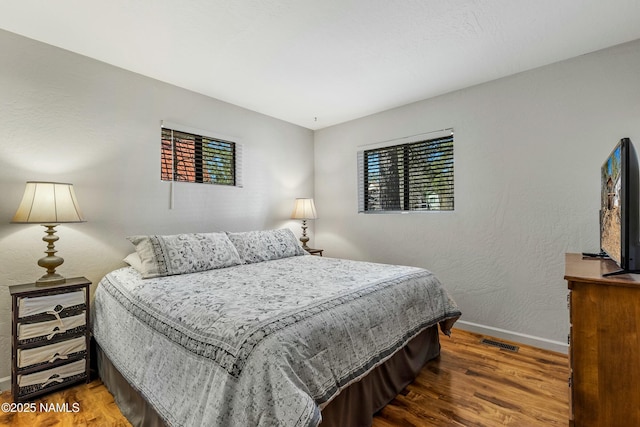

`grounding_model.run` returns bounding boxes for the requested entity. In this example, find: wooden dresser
[10,277,91,402]
[565,253,640,426]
